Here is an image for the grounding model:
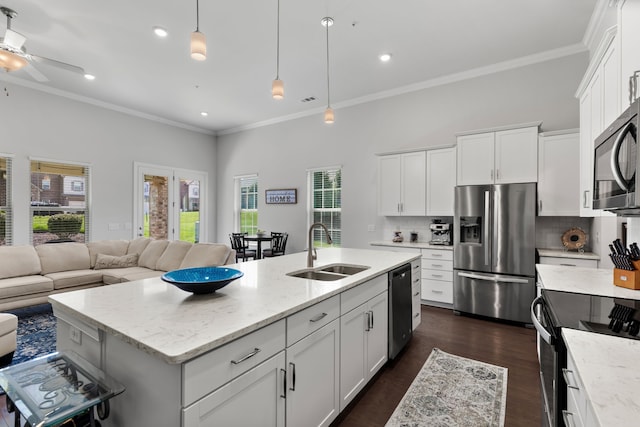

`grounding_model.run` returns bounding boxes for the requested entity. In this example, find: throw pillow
[94,253,139,270]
